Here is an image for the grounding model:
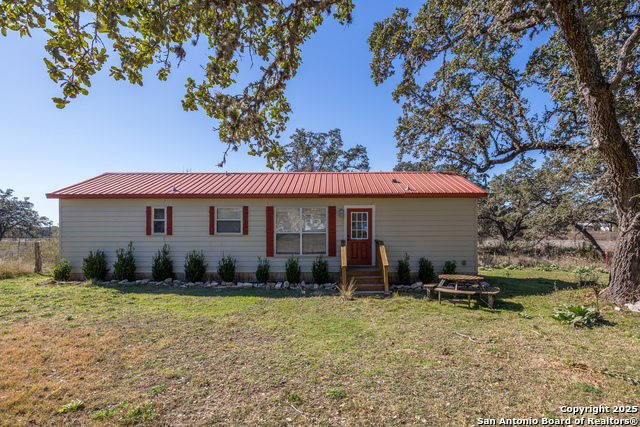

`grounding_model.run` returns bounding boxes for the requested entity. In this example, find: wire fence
[0,238,58,278]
